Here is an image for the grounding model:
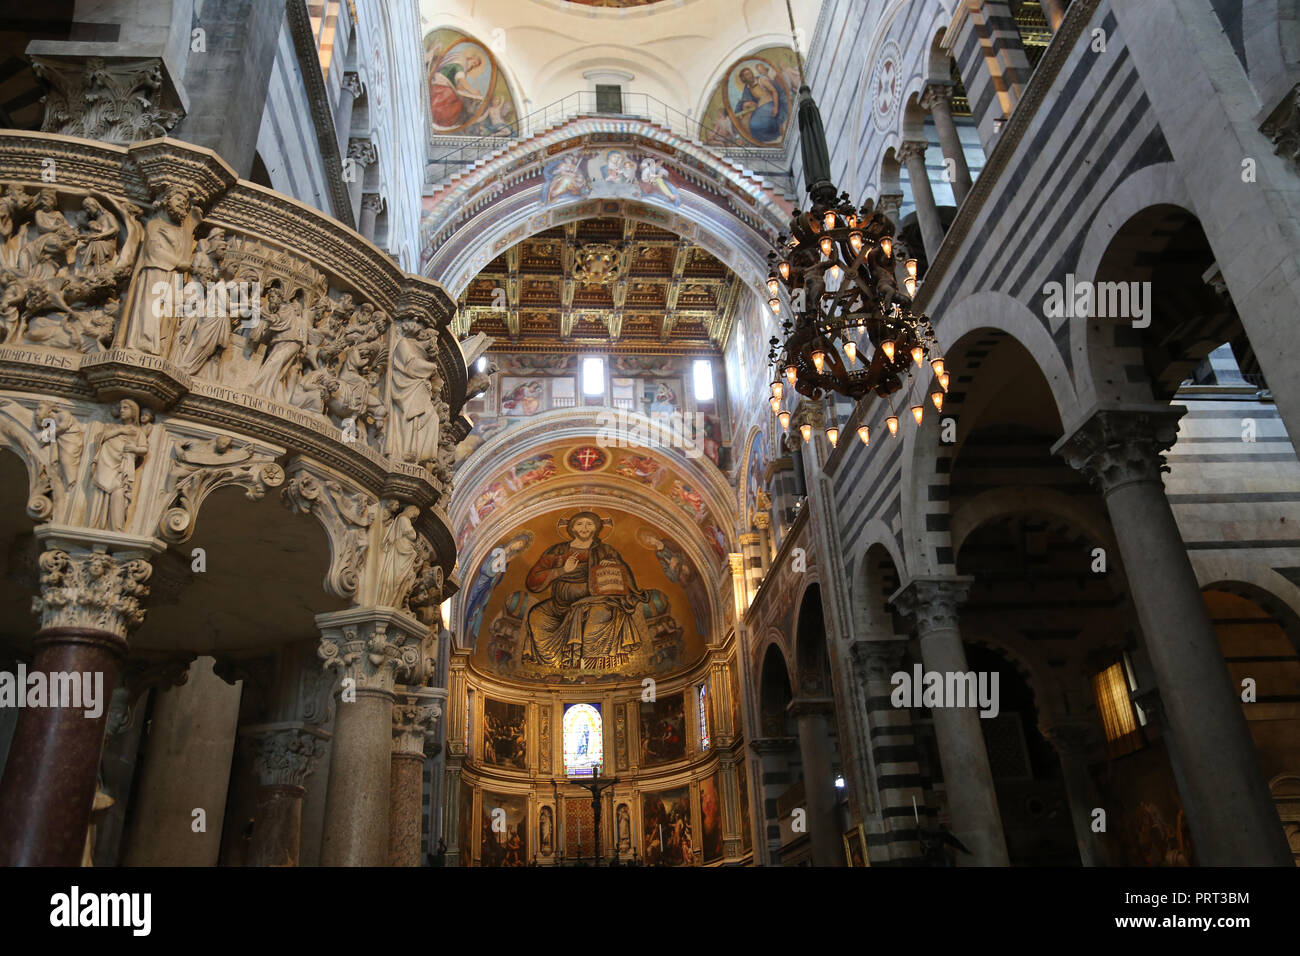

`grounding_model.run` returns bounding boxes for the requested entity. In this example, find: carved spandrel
[282,465,377,602]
